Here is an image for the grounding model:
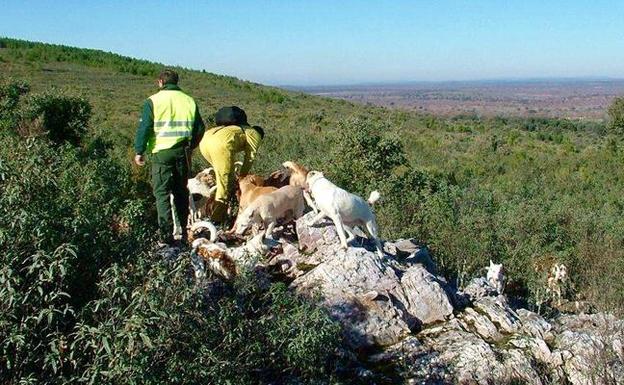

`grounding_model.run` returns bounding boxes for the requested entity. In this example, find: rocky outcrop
[290,213,454,349]
[192,211,624,384]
